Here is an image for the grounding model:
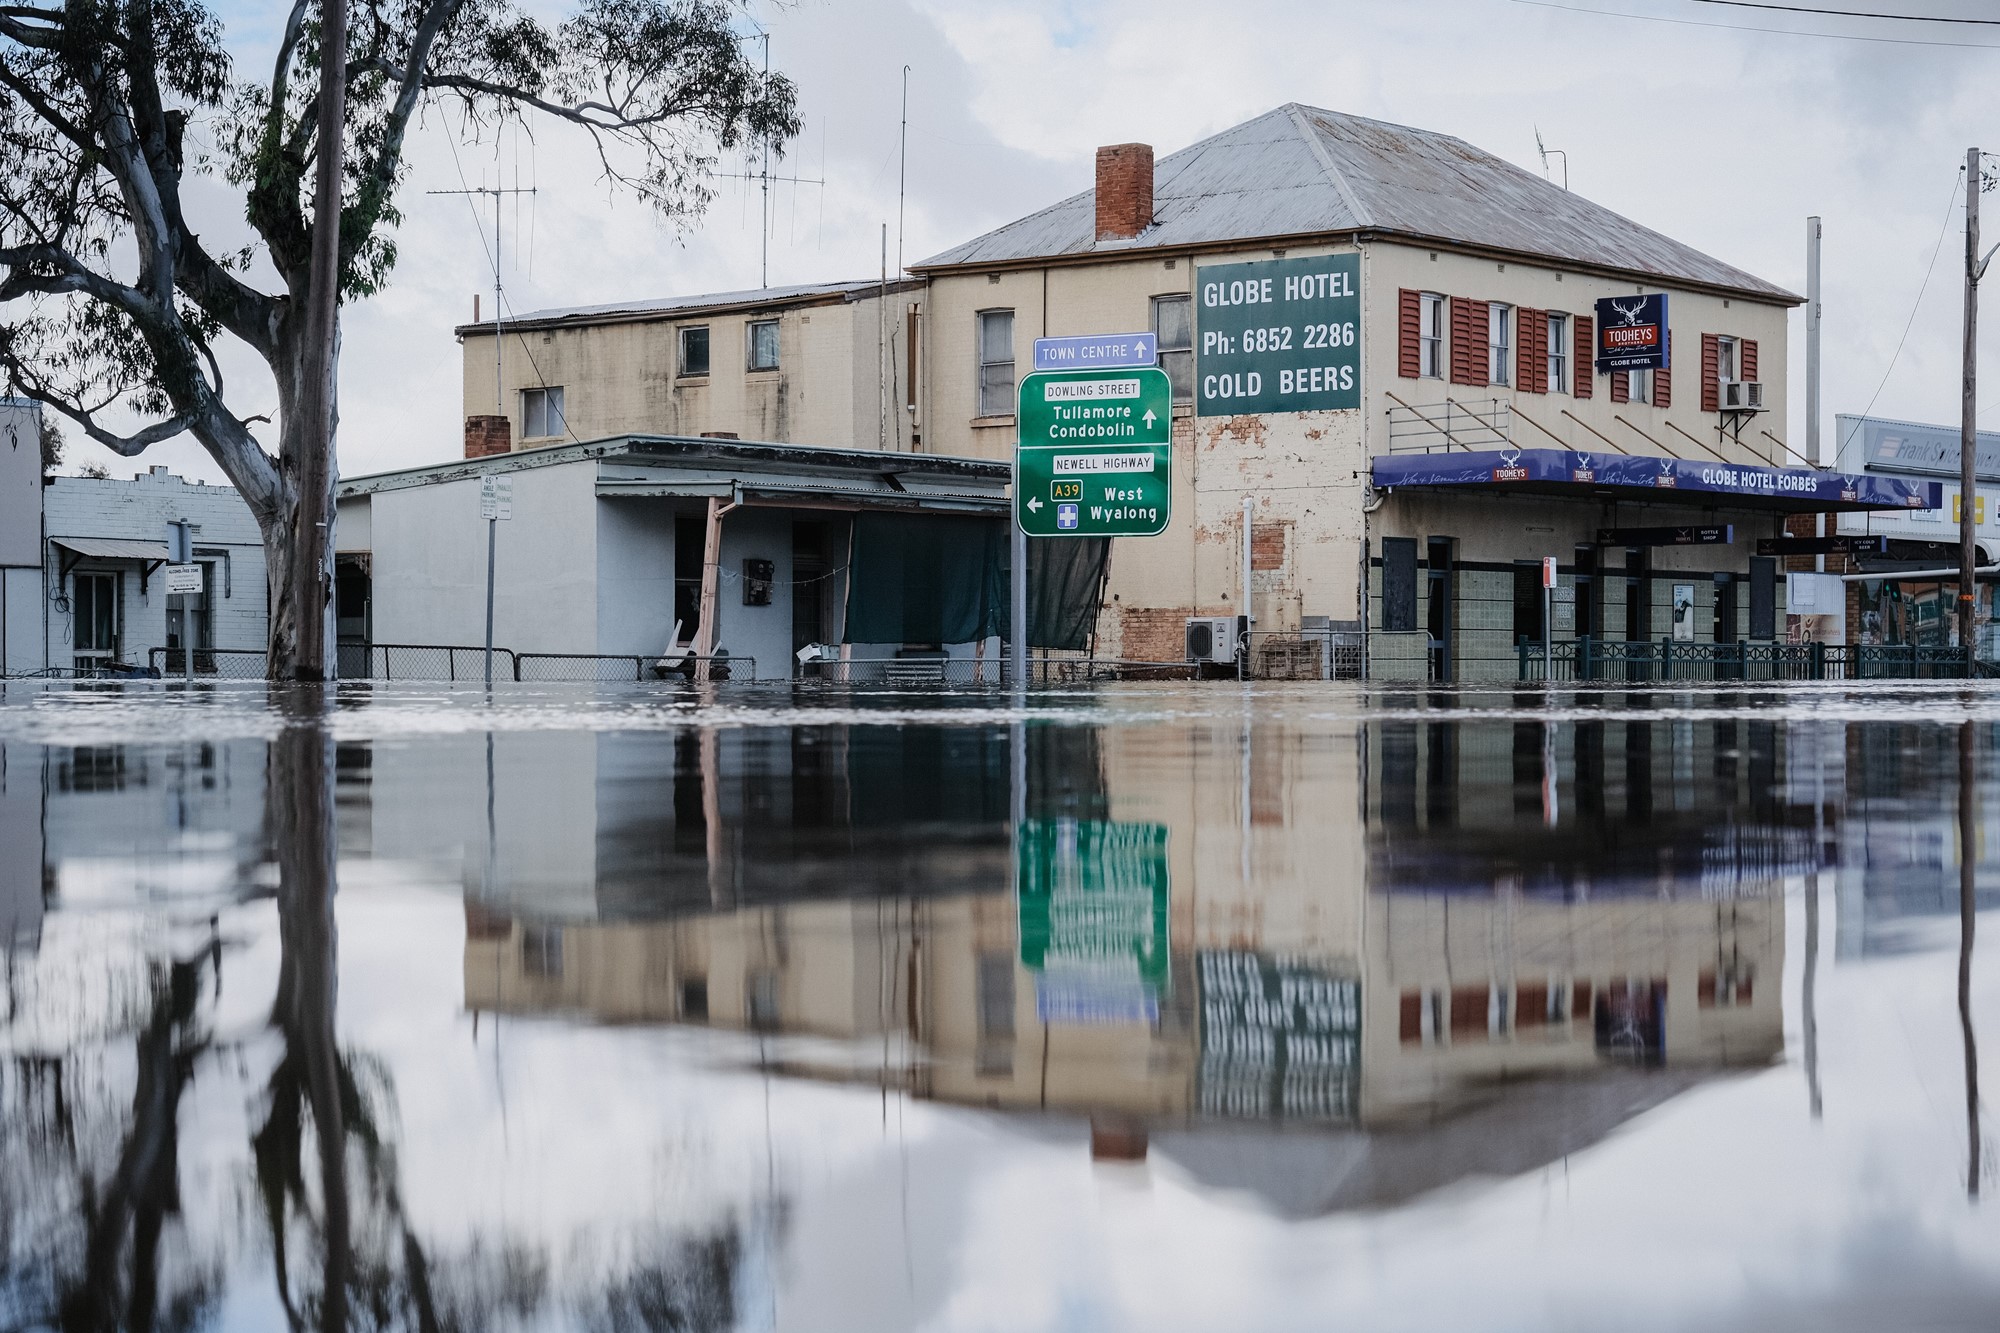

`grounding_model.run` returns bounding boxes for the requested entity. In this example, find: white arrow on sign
[1026,496,1044,512]
[1143,409,1157,428]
